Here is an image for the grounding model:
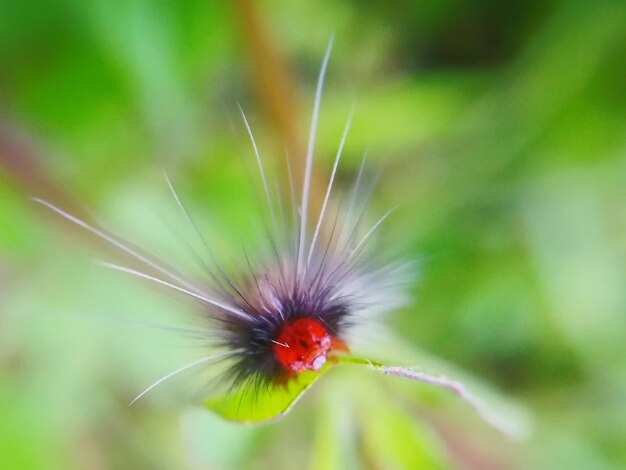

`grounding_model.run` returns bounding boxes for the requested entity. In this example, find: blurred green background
[1,0,626,468]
